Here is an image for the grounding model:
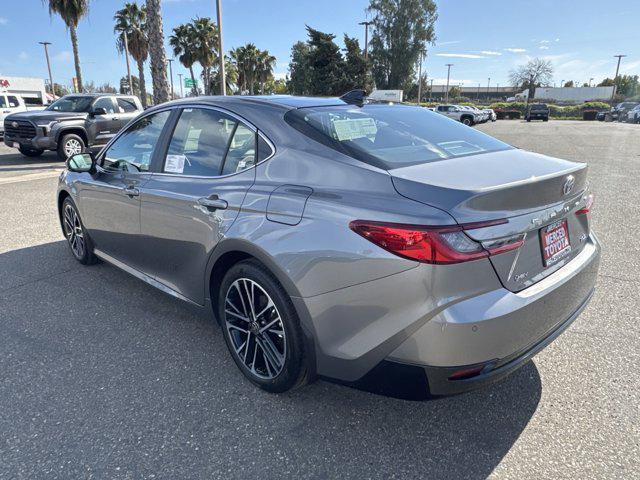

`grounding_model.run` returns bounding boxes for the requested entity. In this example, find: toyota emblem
[11,121,18,128]
[563,175,575,196]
